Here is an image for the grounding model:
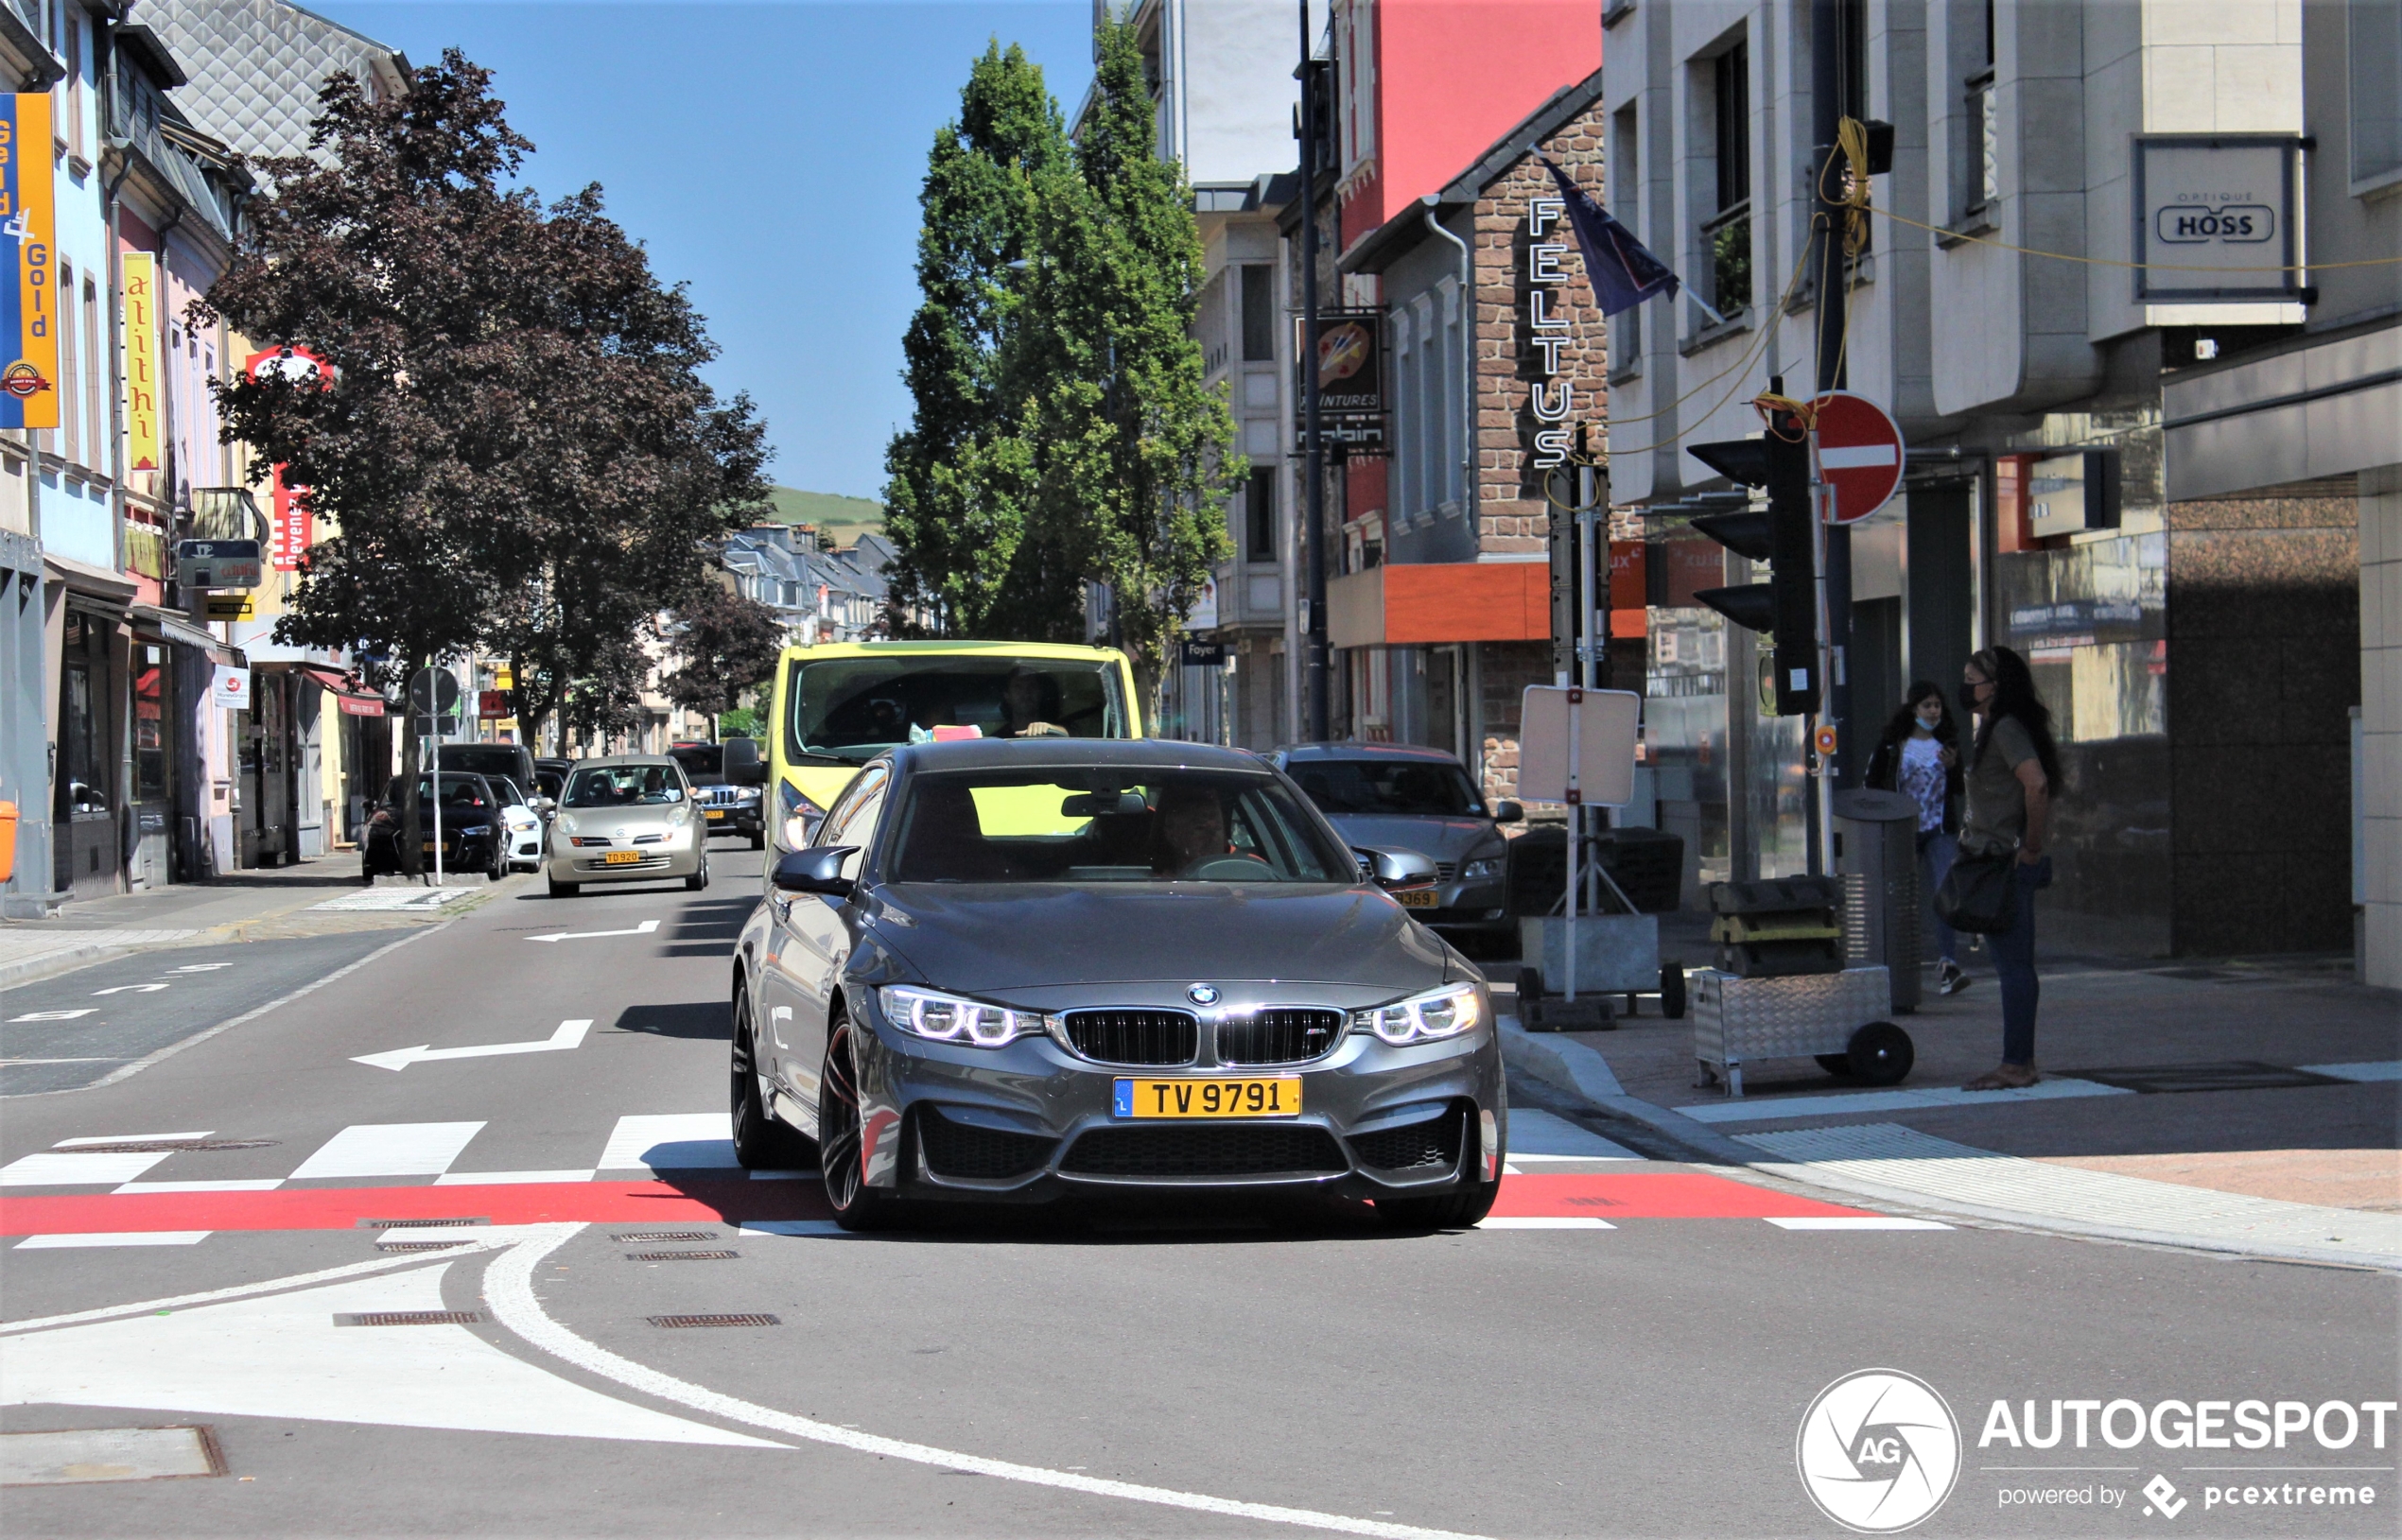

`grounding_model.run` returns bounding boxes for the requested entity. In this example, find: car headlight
[776,782,826,852]
[1463,856,1504,881]
[558,814,580,835]
[669,804,691,826]
[878,985,1045,1047]
[456,823,494,836]
[1353,982,1483,1046]
[734,786,761,805]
